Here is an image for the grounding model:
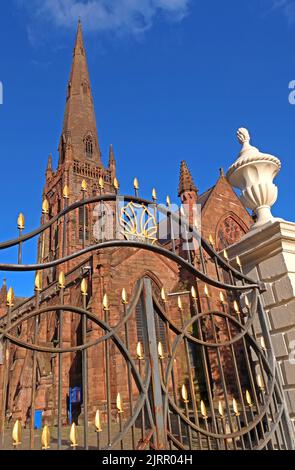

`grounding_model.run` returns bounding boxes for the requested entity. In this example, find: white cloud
[270,0,295,23]
[19,0,190,35]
